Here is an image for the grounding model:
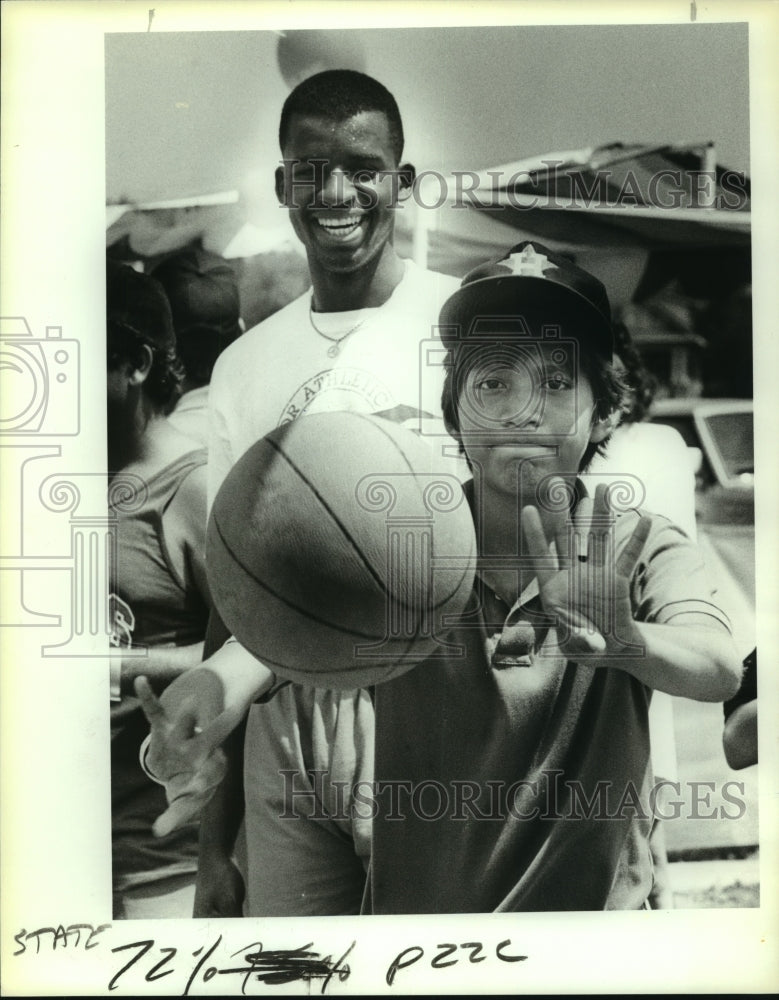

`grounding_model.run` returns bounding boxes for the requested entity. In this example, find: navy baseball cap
[152,247,242,344]
[438,241,613,356]
[106,258,177,352]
